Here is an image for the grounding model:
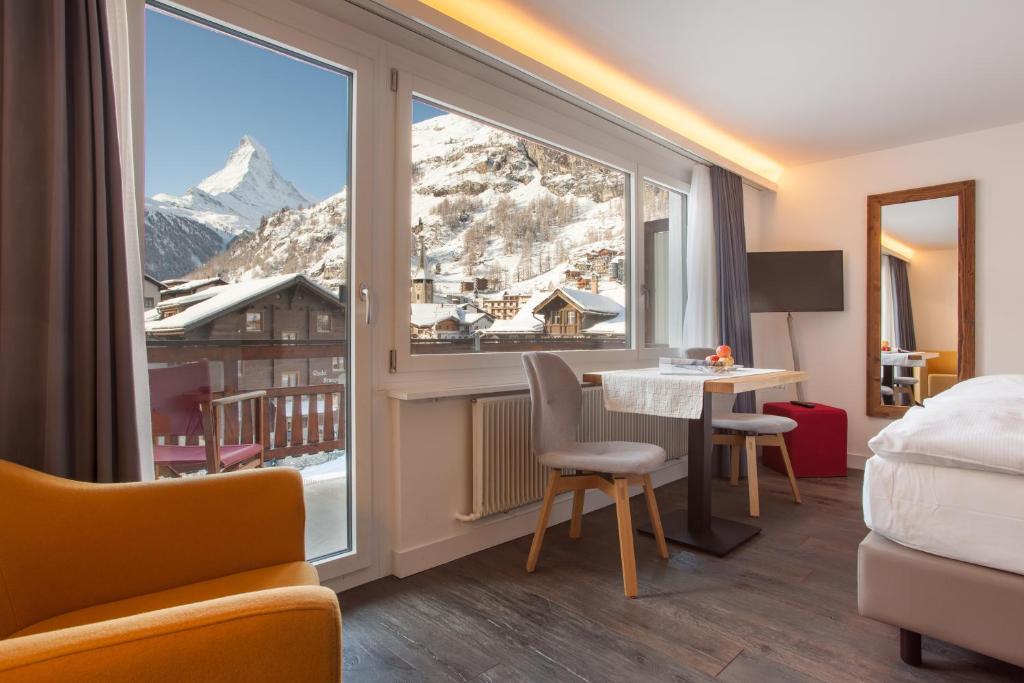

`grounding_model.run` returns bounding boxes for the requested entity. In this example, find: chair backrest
[148,361,213,437]
[522,352,581,456]
[684,347,715,360]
